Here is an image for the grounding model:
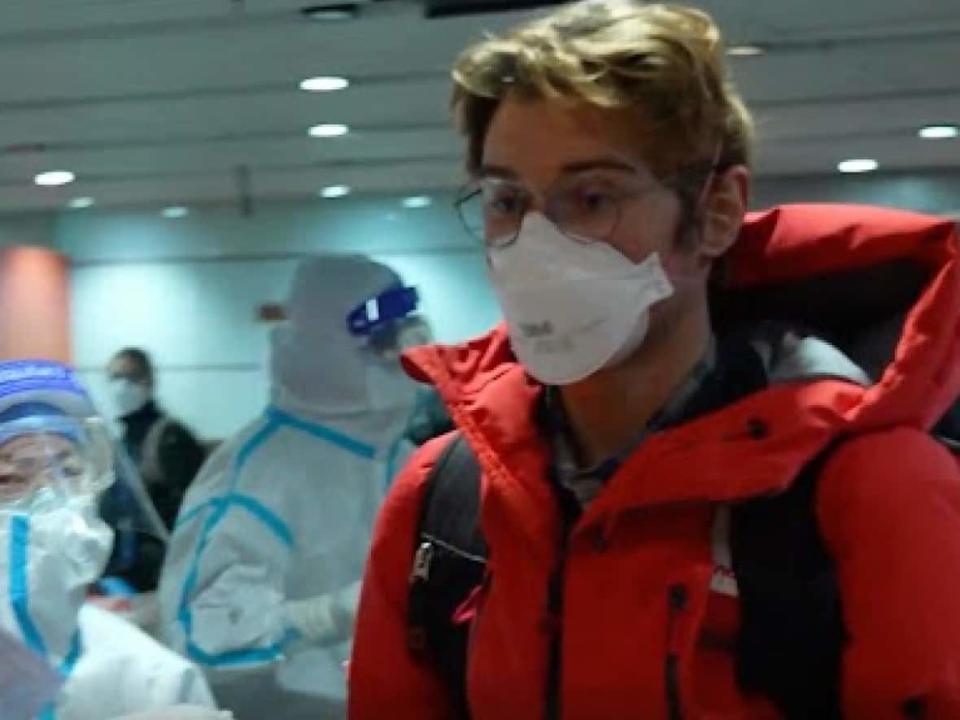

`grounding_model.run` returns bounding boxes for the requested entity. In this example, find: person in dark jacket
[104,347,206,590]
